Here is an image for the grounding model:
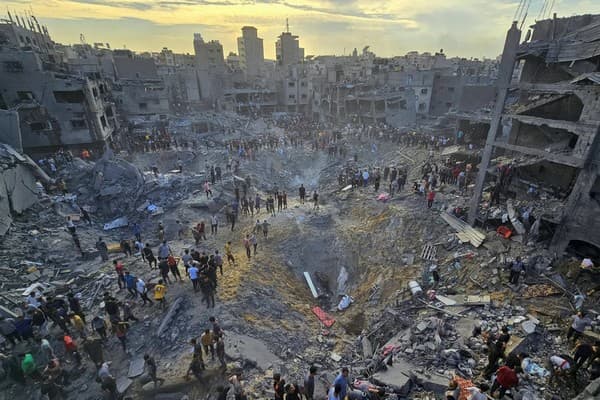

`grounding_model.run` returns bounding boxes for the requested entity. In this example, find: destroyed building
[468,14,600,256]
[0,19,117,156]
